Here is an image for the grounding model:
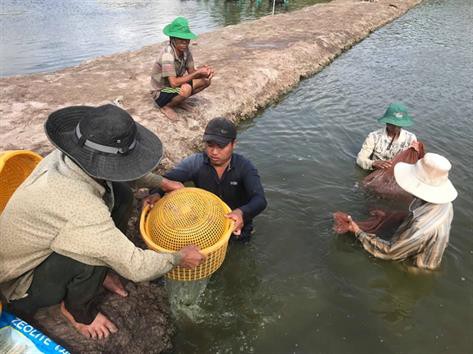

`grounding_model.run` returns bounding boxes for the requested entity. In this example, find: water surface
[0,0,326,77]
[174,0,473,352]
[2,0,472,352]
